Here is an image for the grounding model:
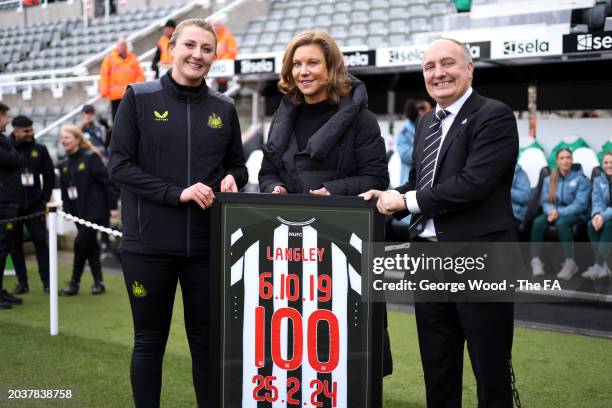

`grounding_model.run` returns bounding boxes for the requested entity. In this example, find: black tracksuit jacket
[10,135,55,214]
[58,148,117,221]
[108,73,247,257]
[0,132,22,206]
